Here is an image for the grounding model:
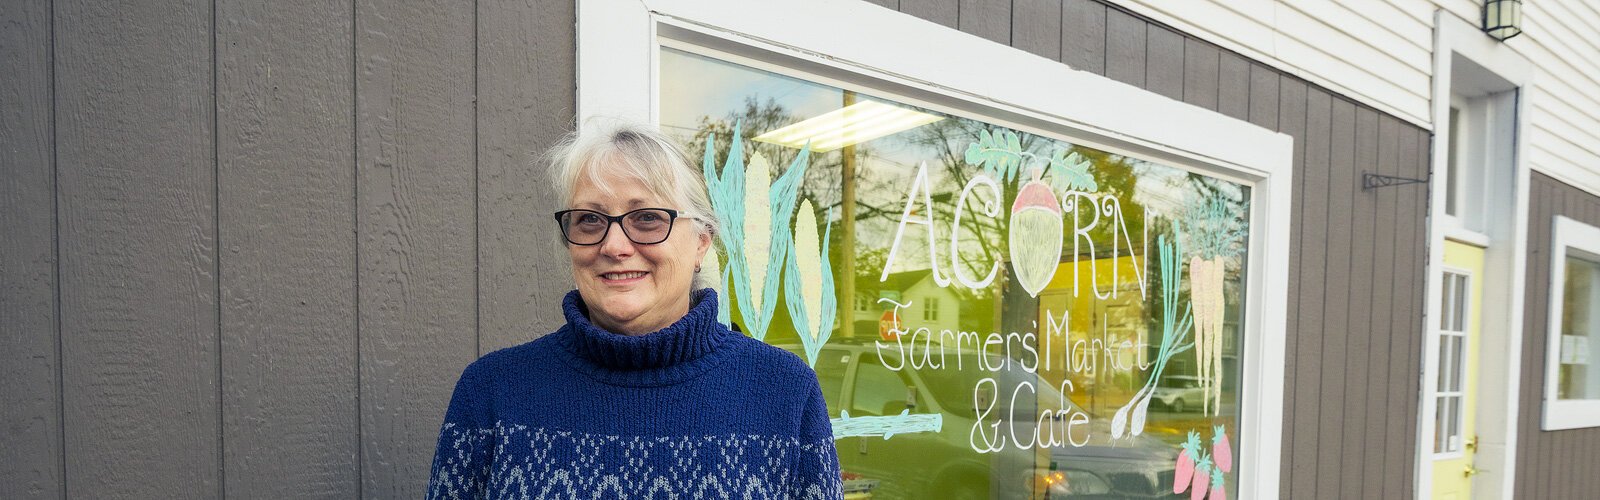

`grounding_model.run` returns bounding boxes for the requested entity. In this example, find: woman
[426,122,841,499]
